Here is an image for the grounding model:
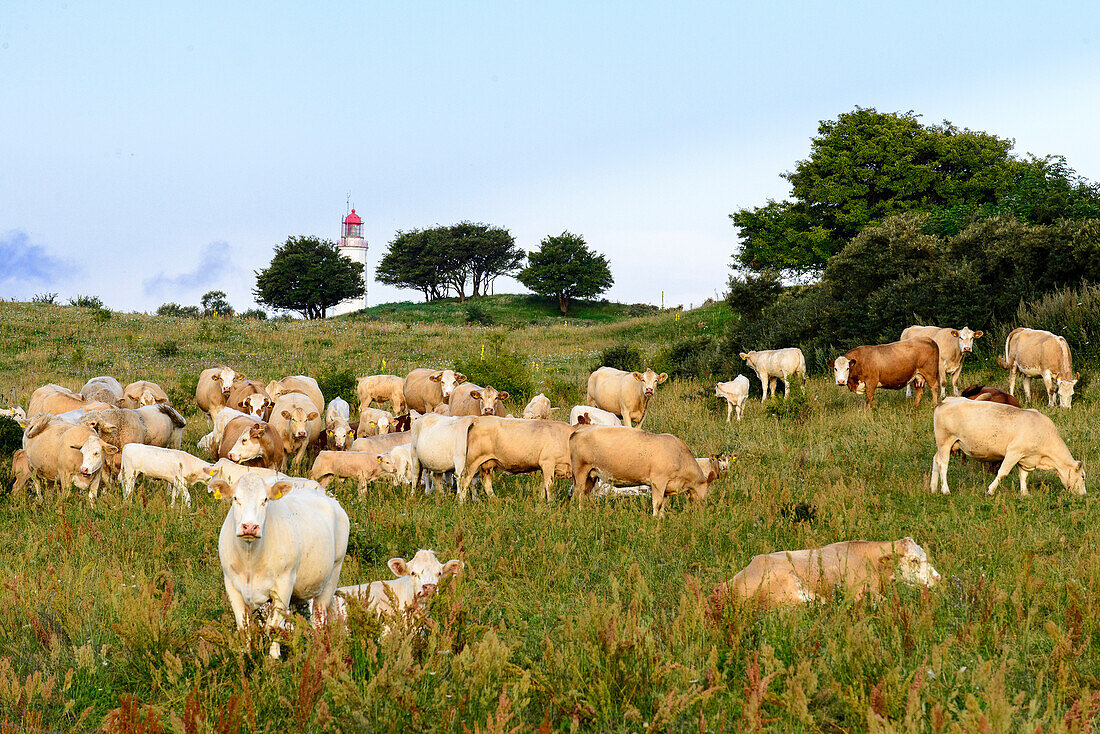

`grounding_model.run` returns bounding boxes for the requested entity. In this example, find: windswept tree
[451,222,524,297]
[517,232,613,314]
[253,236,364,319]
[376,228,450,302]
